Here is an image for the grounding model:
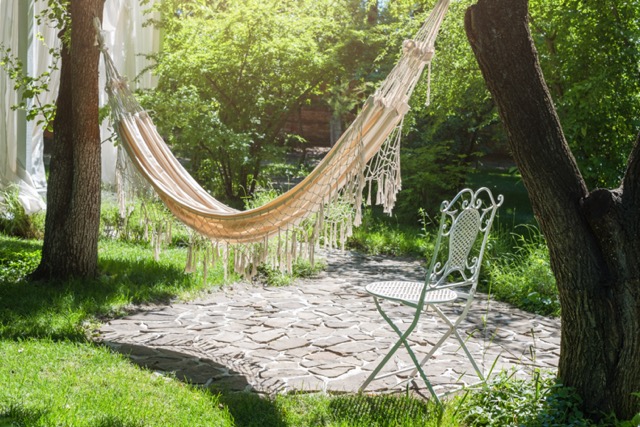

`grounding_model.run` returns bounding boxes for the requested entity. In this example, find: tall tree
[465,0,640,419]
[145,0,370,205]
[32,0,104,280]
